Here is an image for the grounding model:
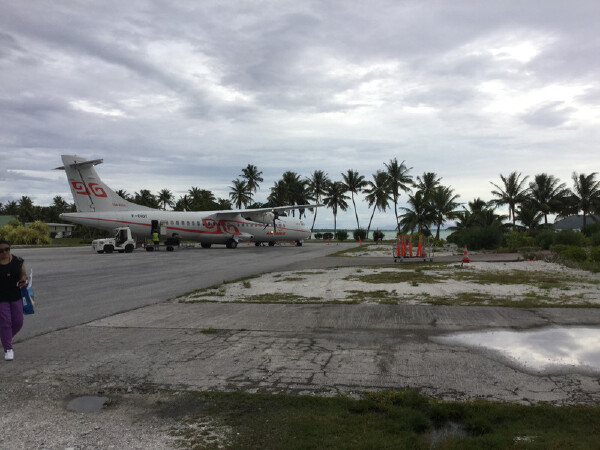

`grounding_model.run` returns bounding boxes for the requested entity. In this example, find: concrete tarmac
[1,244,600,448]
